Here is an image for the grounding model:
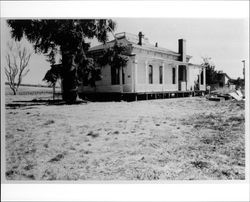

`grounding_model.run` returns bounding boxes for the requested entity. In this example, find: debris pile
[206,89,245,102]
